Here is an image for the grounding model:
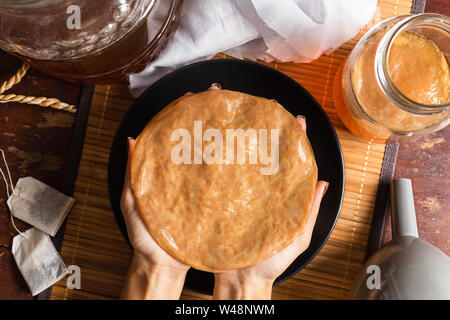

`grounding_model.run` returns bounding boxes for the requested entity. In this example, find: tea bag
[12,228,67,296]
[7,177,75,237]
